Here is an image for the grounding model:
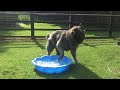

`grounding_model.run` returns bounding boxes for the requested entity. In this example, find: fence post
[108,11,112,38]
[69,11,72,29]
[30,13,35,39]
